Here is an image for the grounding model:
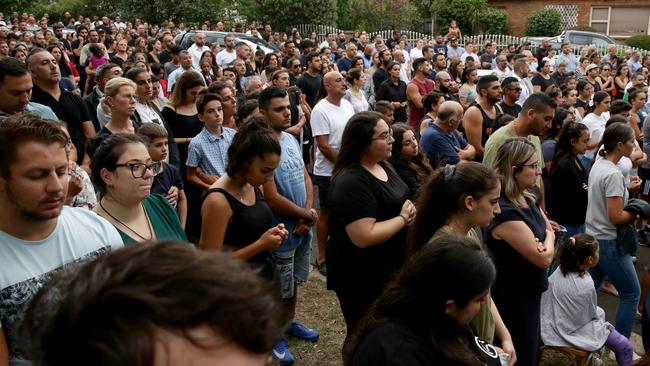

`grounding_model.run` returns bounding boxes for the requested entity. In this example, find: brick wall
[487,0,650,36]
